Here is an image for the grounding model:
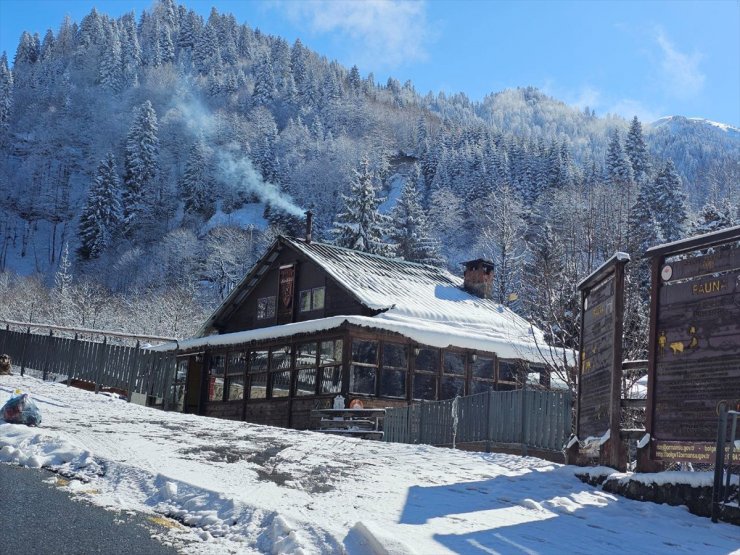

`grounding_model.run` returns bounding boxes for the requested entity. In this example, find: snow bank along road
[1,375,739,554]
